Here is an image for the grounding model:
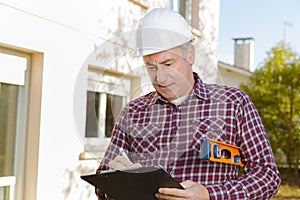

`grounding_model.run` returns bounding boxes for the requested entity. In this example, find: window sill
[79,150,106,161]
